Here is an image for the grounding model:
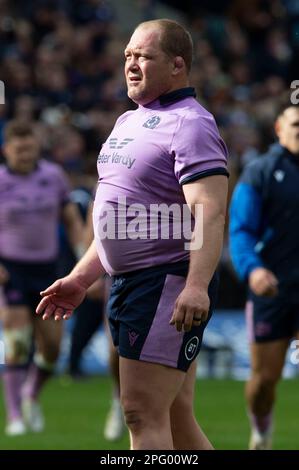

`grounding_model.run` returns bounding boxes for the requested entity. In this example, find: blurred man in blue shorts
[230,103,299,449]
[0,121,84,435]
